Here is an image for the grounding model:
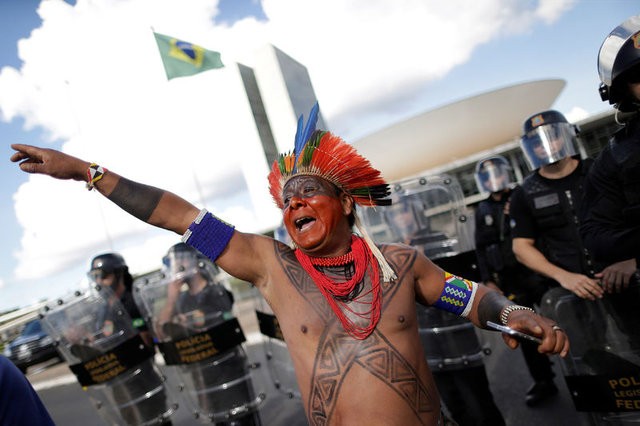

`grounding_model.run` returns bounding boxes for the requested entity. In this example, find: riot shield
[359,174,474,258]
[416,304,485,372]
[539,283,640,424]
[39,285,176,426]
[254,289,301,399]
[134,252,264,425]
[254,225,301,399]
